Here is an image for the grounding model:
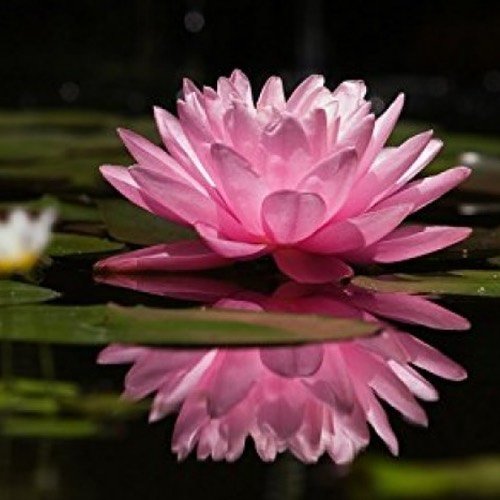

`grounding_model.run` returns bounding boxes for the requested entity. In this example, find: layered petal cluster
[98,275,468,463]
[96,70,471,283]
